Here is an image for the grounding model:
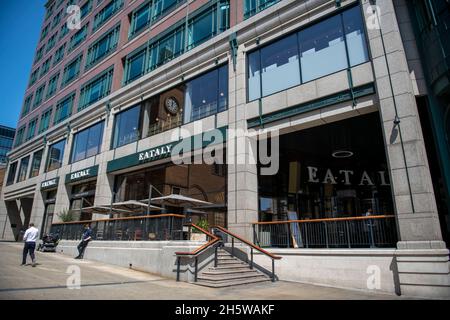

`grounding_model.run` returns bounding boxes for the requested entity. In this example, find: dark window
[184,64,228,122]
[71,121,104,163]
[7,162,18,185]
[46,139,66,172]
[54,92,75,124]
[79,67,114,110]
[113,105,142,148]
[30,149,44,178]
[17,156,30,183]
